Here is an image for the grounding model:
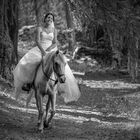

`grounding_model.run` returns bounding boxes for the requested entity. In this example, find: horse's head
[53,50,66,83]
